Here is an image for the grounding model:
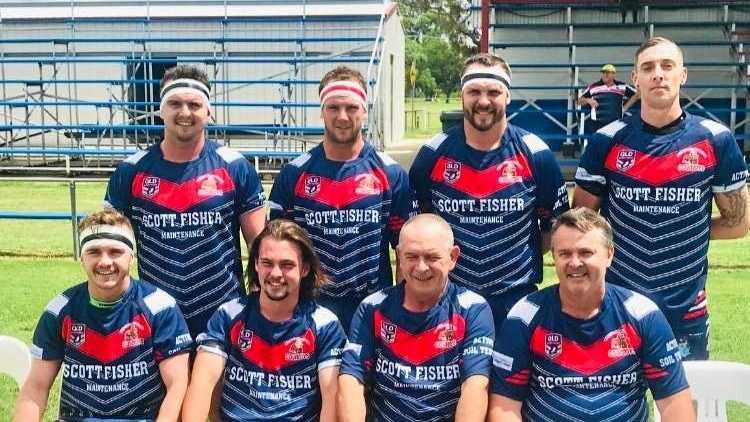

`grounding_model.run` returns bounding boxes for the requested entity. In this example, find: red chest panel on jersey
[430,154,532,198]
[373,311,466,366]
[131,168,235,212]
[230,321,317,371]
[293,168,390,209]
[62,313,153,364]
